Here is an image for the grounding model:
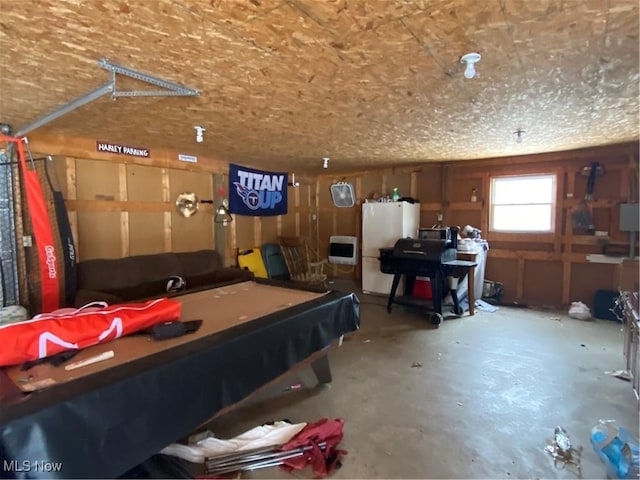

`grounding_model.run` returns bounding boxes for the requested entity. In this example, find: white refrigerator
[361,202,420,295]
